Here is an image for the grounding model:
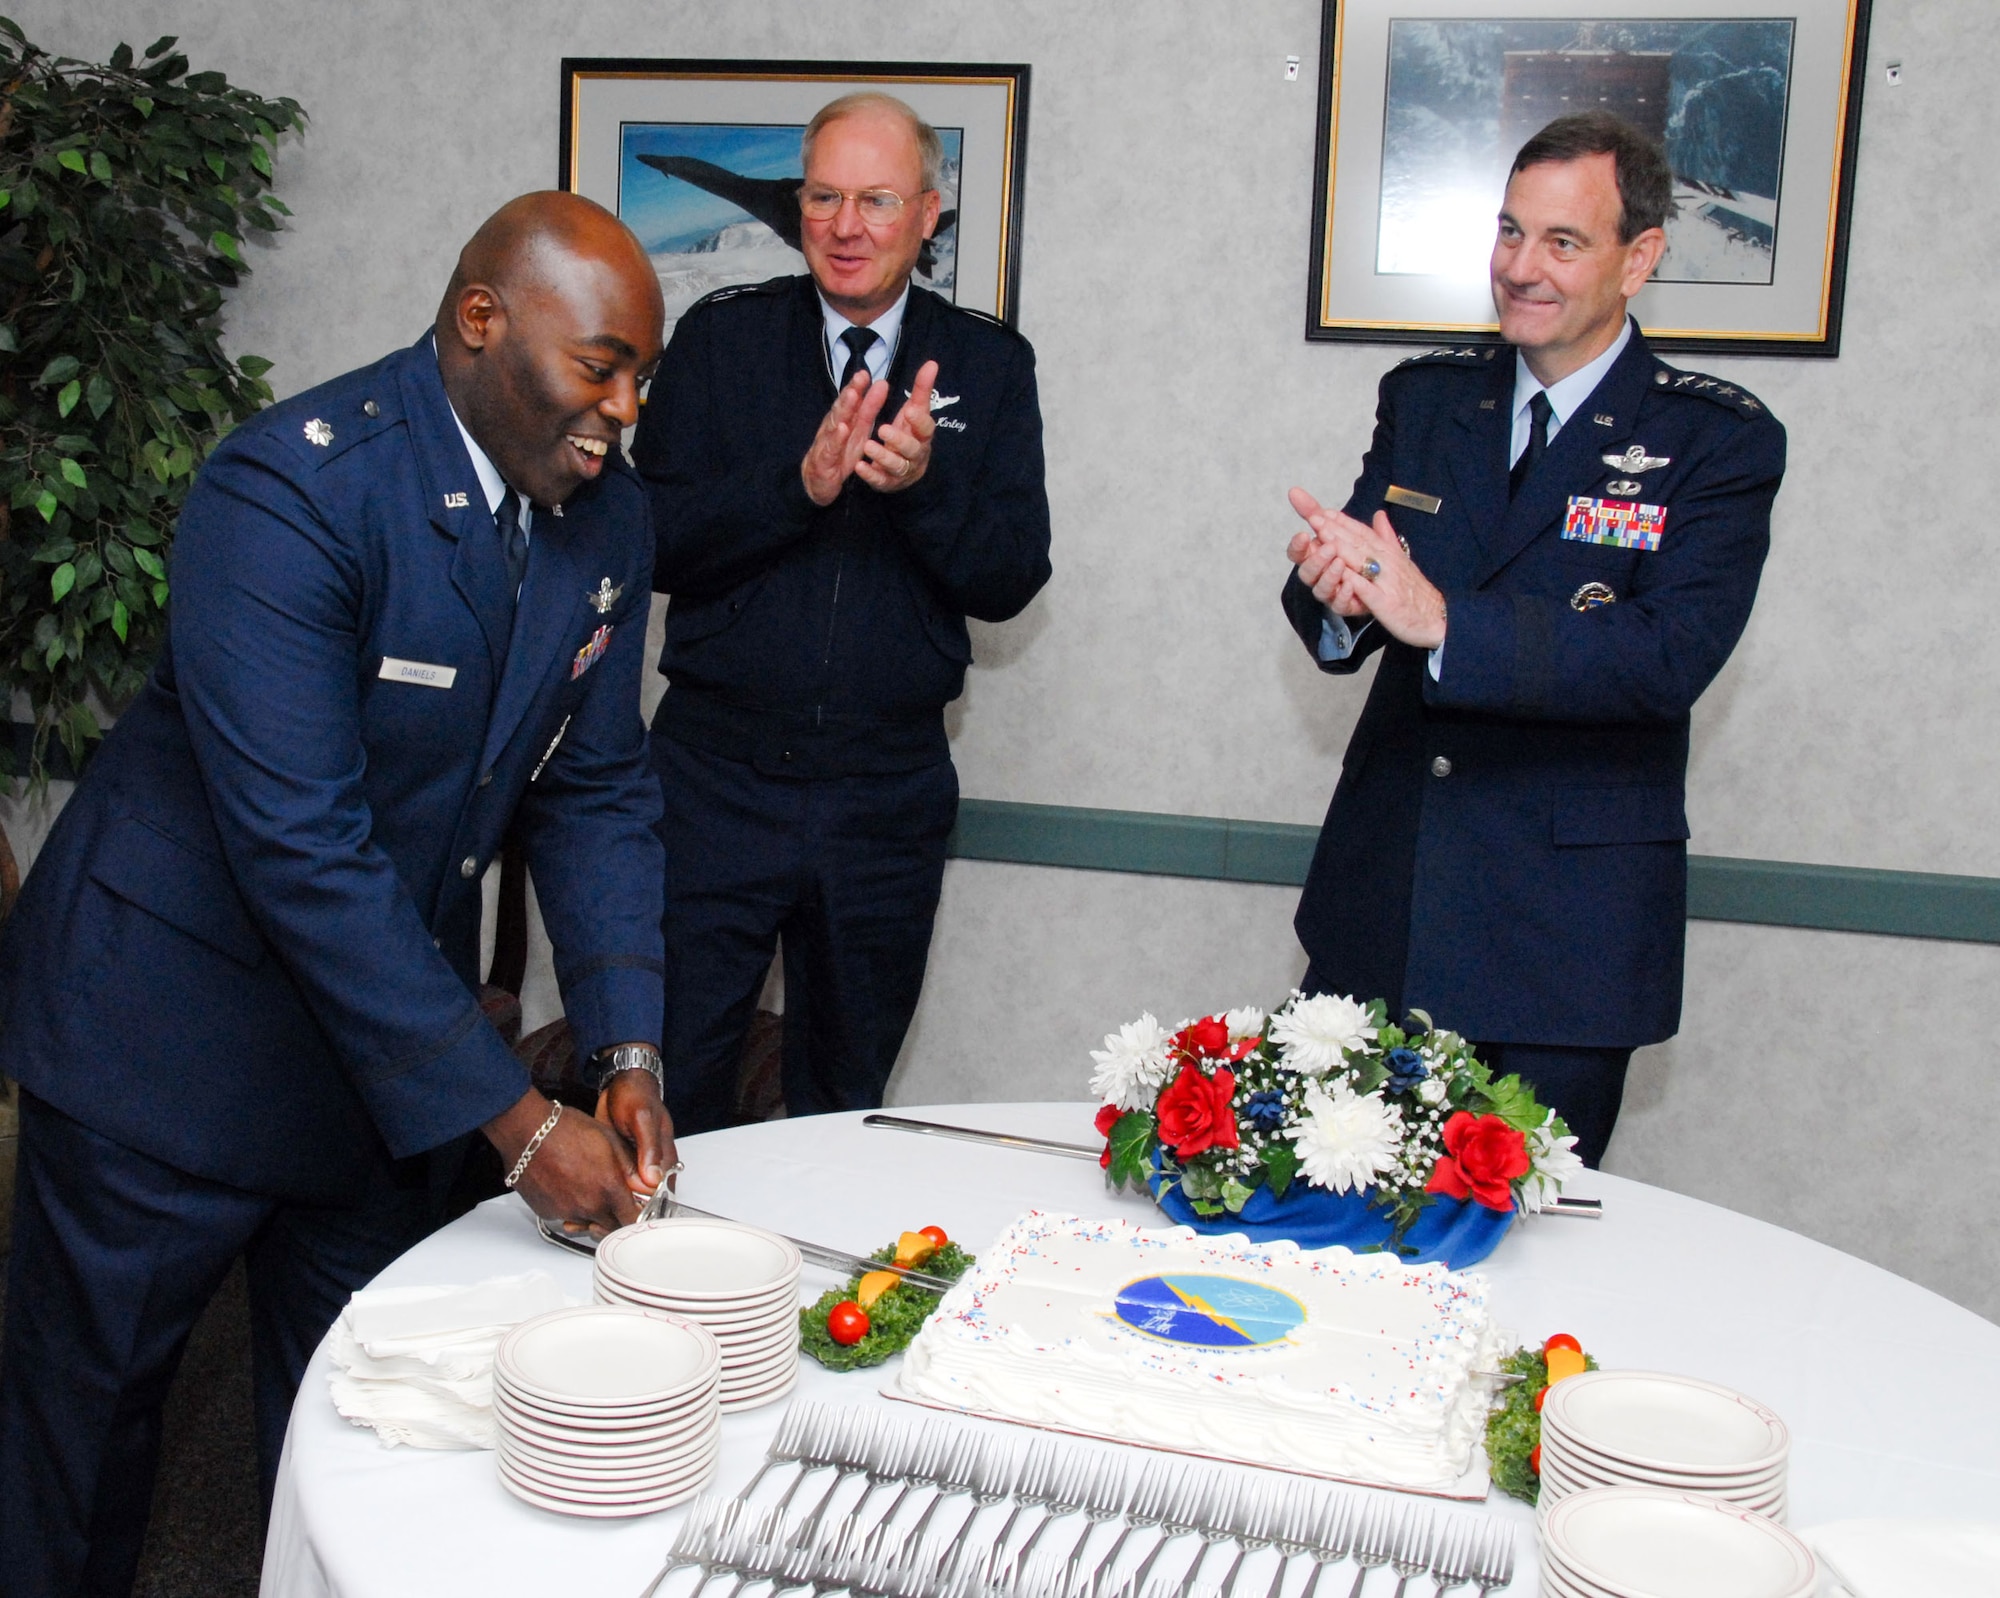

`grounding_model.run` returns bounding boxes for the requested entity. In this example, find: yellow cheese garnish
[1545,1345,1588,1385]
[893,1231,938,1267]
[855,1271,901,1308]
